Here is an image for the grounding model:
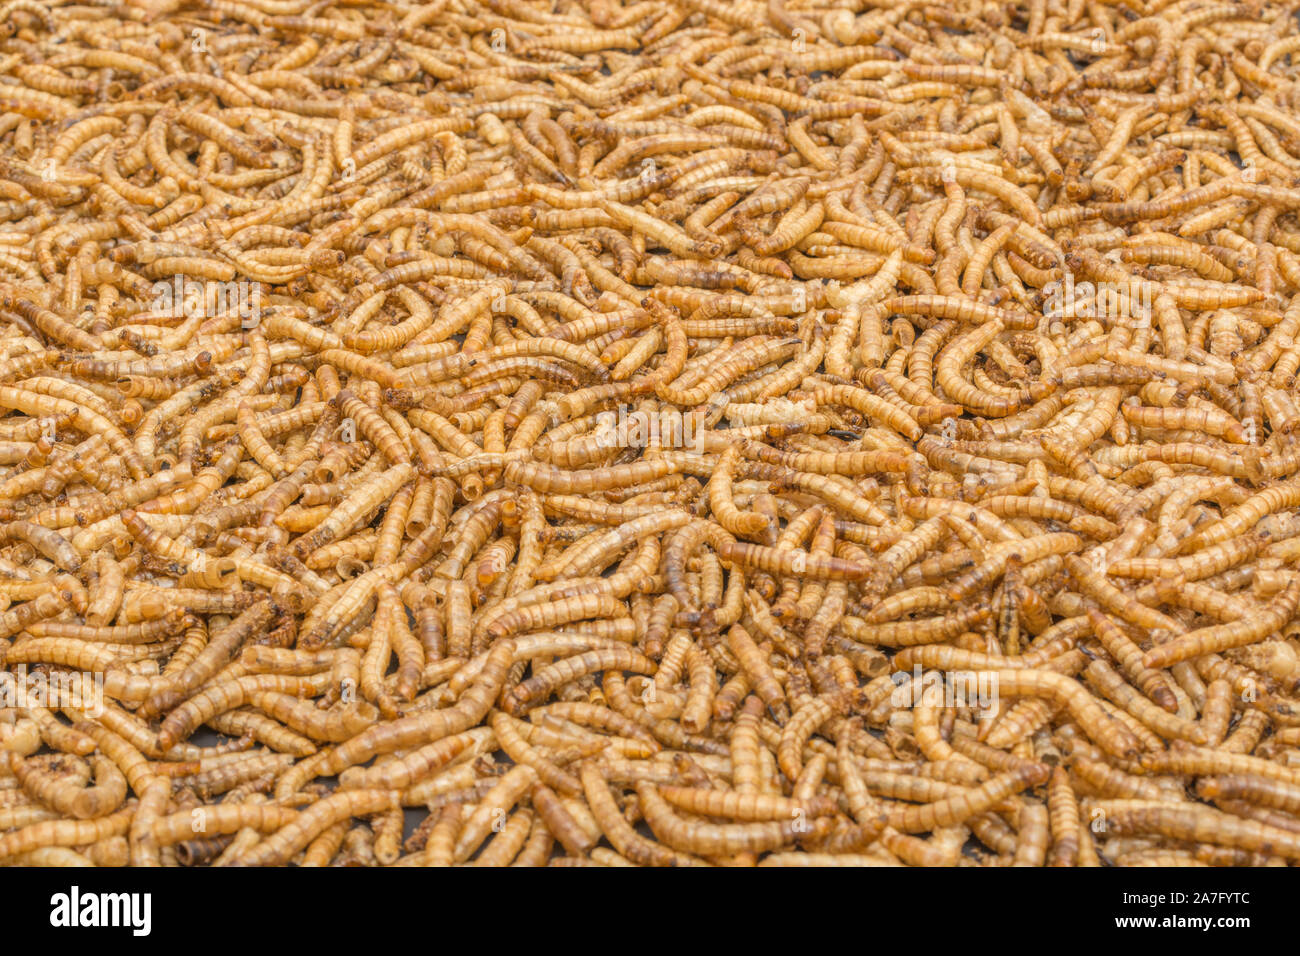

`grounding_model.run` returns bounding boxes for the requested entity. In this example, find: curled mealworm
[0,0,1295,872]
